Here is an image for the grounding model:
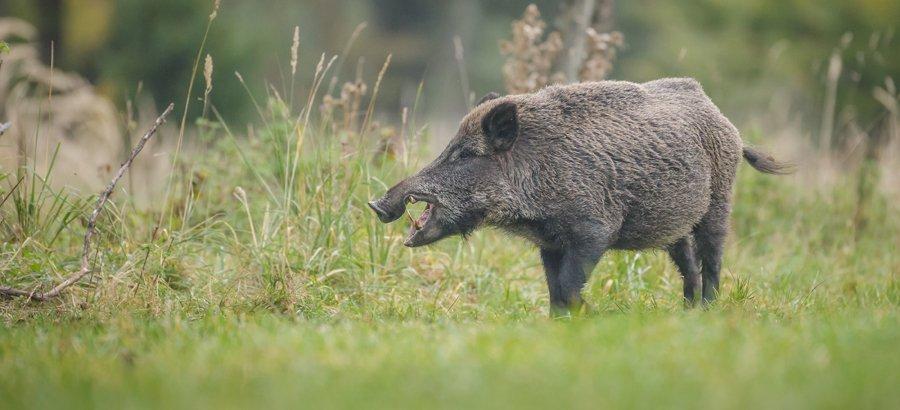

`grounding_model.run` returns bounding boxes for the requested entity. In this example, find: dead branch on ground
[0,103,174,302]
